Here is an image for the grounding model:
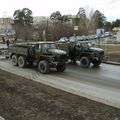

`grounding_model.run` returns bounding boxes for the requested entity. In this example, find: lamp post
[43,16,49,41]
[43,30,46,41]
